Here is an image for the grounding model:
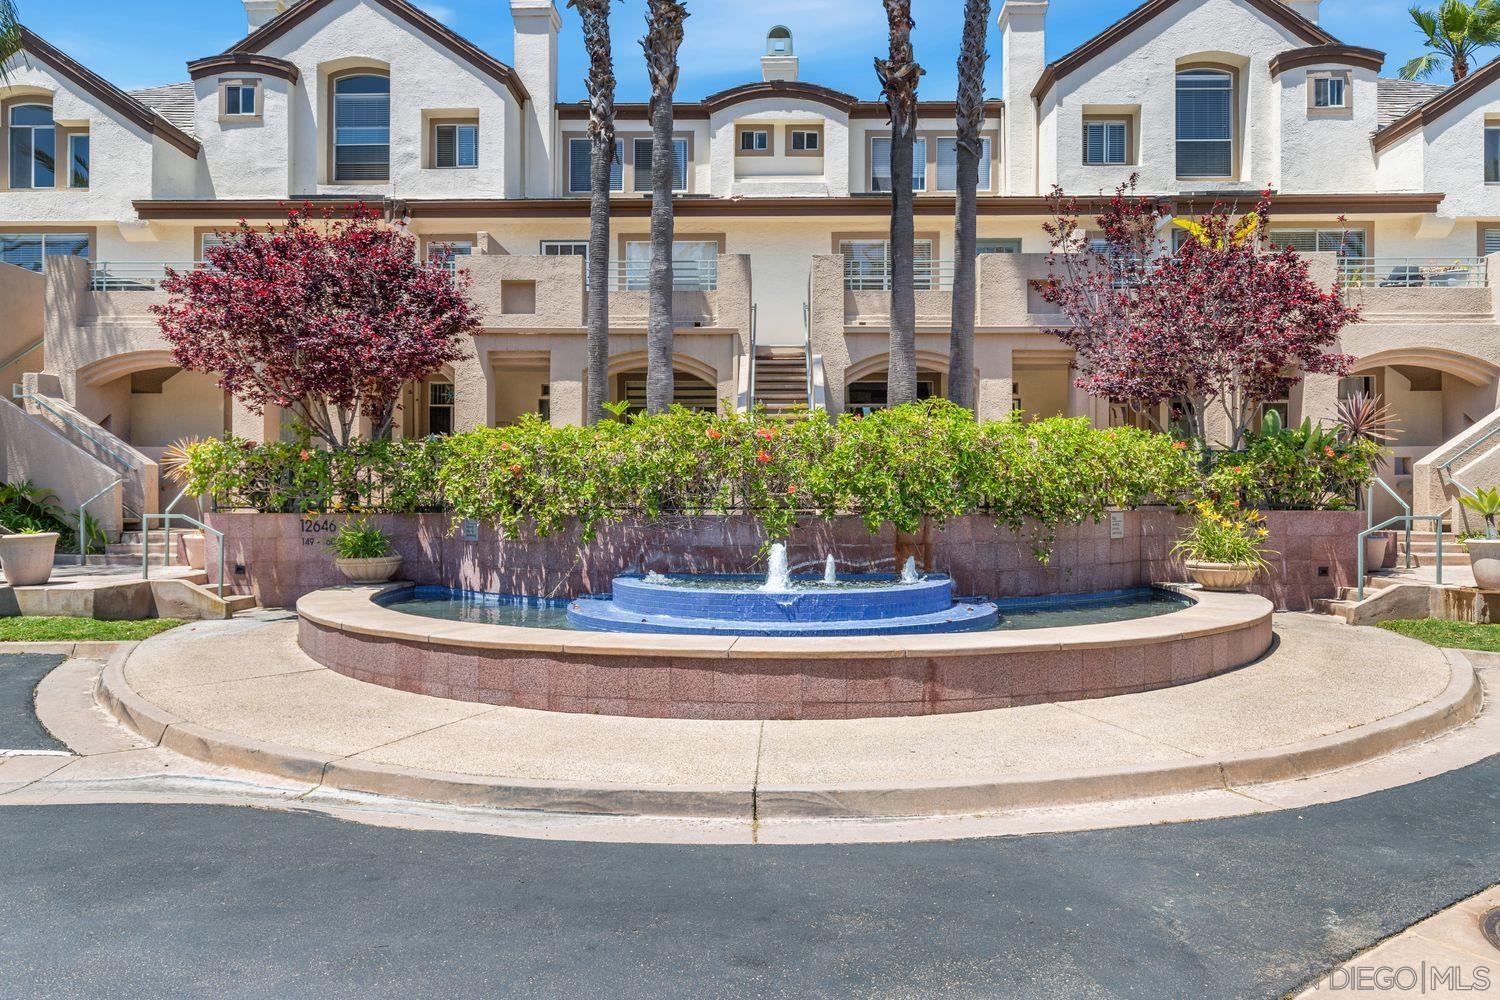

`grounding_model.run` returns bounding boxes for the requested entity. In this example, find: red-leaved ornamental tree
[153,205,479,448]
[1041,179,1361,449]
